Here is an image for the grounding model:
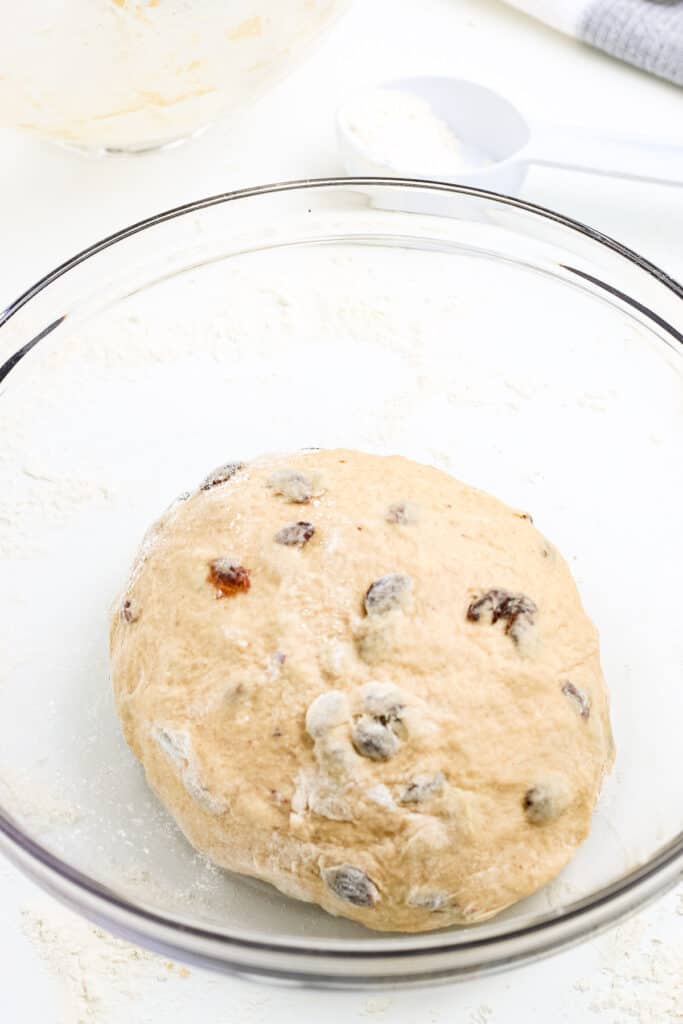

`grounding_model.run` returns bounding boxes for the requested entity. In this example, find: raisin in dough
[110,450,614,933]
